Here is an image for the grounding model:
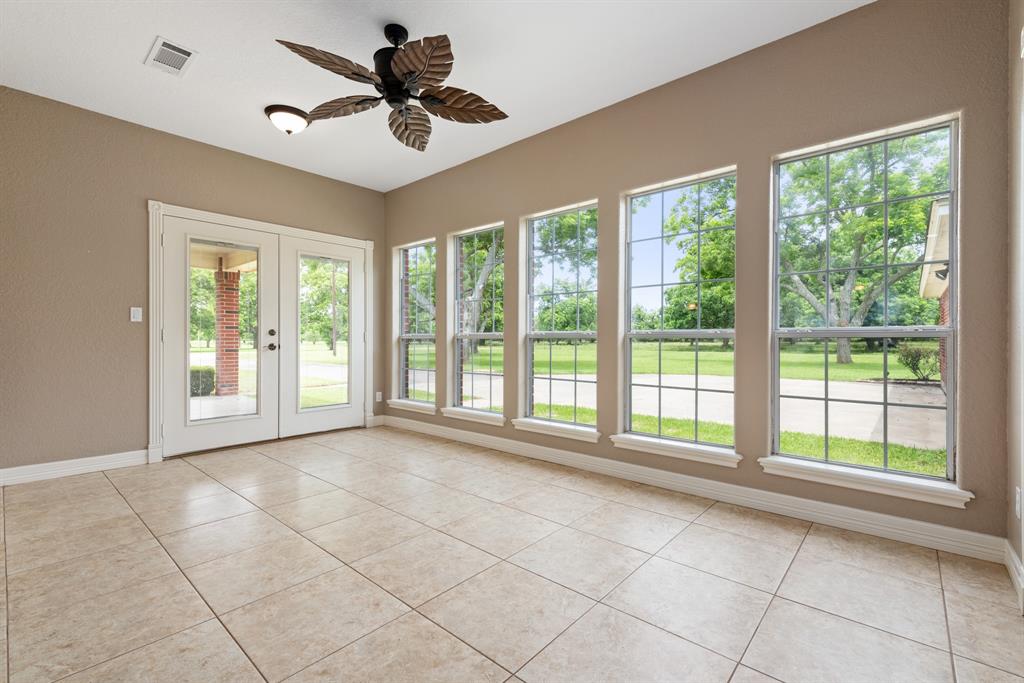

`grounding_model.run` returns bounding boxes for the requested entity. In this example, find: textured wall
[0,88,387,468]
[384,0,1010,536]
[1008,0,1024,558]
